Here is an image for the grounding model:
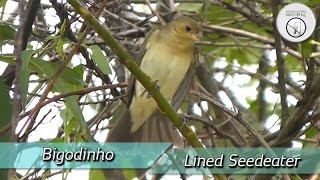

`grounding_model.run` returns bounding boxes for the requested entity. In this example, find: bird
[129,16,202,133]
[103,16,202,180]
